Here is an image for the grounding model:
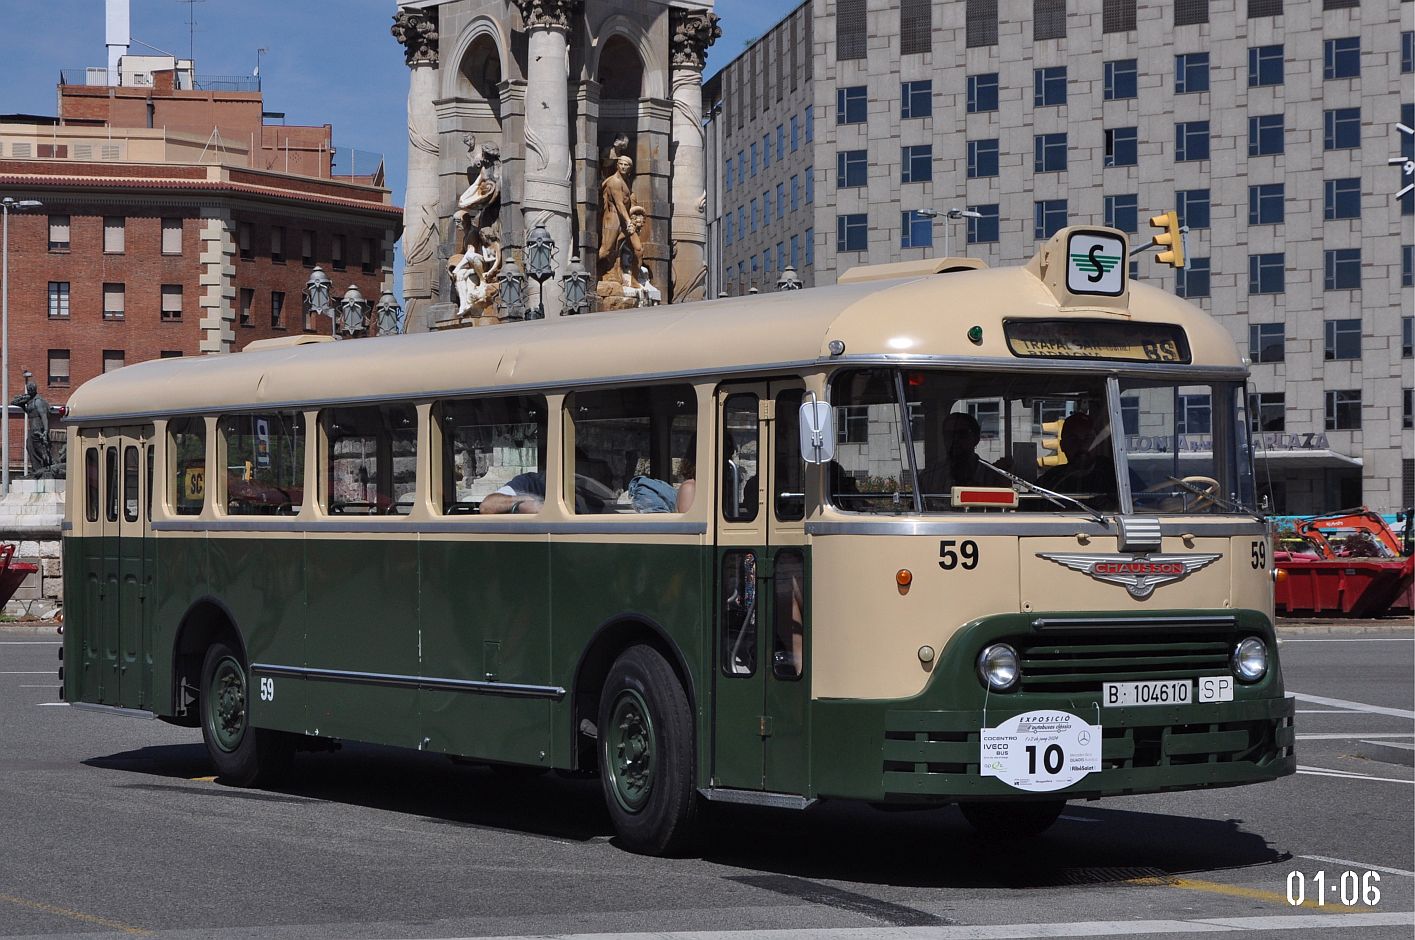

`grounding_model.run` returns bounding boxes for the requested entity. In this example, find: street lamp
[523,224,558,319]
[915,207,982,258]
[303,265,333,333]
[1,197,43,496]
[373,290,403,336]
[497,257,527,320]
[776,265,803,291]
[561,253,591,315]
[336,285,370,338]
